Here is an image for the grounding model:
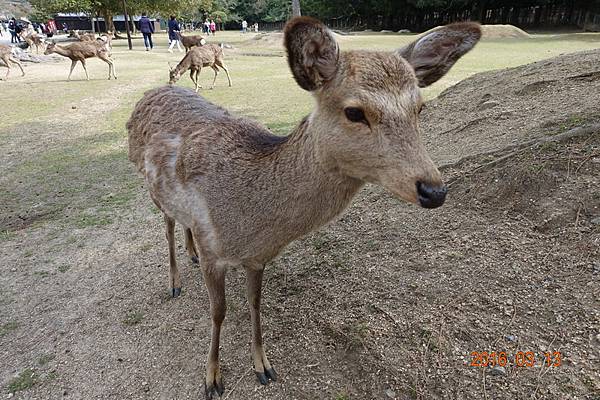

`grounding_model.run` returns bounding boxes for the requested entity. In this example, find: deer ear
[398,22,481,88]
[284,16,339,91]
